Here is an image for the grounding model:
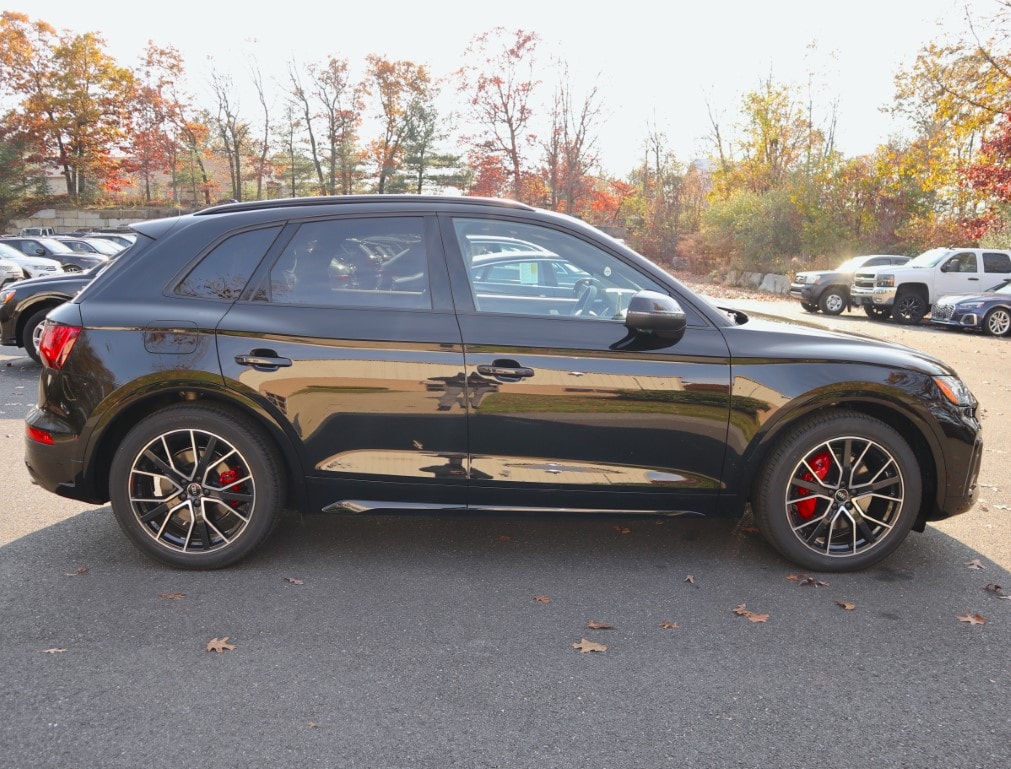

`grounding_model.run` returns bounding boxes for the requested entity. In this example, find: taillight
[38,323,81,370]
